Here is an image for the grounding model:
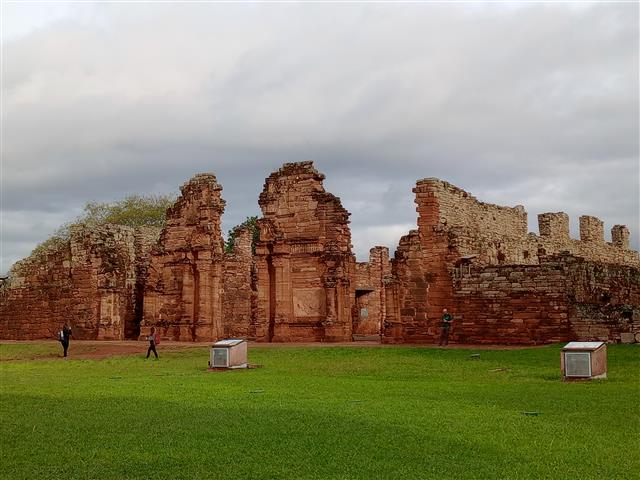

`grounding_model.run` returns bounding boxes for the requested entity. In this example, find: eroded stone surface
[254,162,355,342]
[384,178,639,344]
[0,225,160,340]
[141,174,226,341]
